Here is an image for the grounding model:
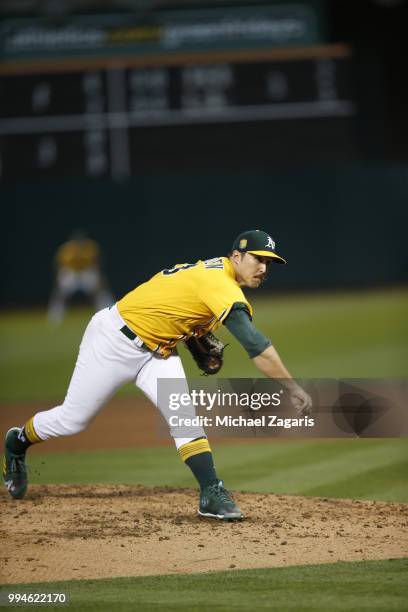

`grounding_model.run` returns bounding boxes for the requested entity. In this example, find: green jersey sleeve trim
[223,303,272,358]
